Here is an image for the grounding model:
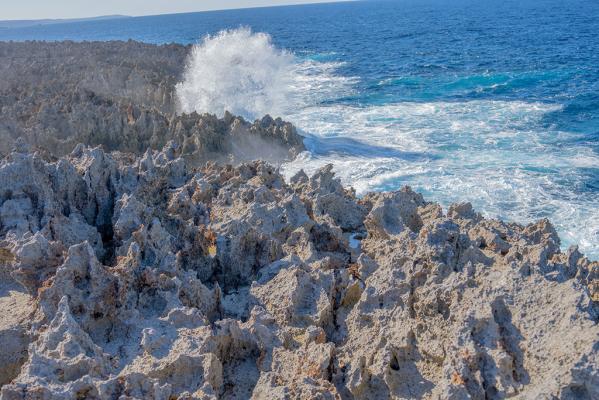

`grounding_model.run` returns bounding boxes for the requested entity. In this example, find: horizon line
[0,0,358,23]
